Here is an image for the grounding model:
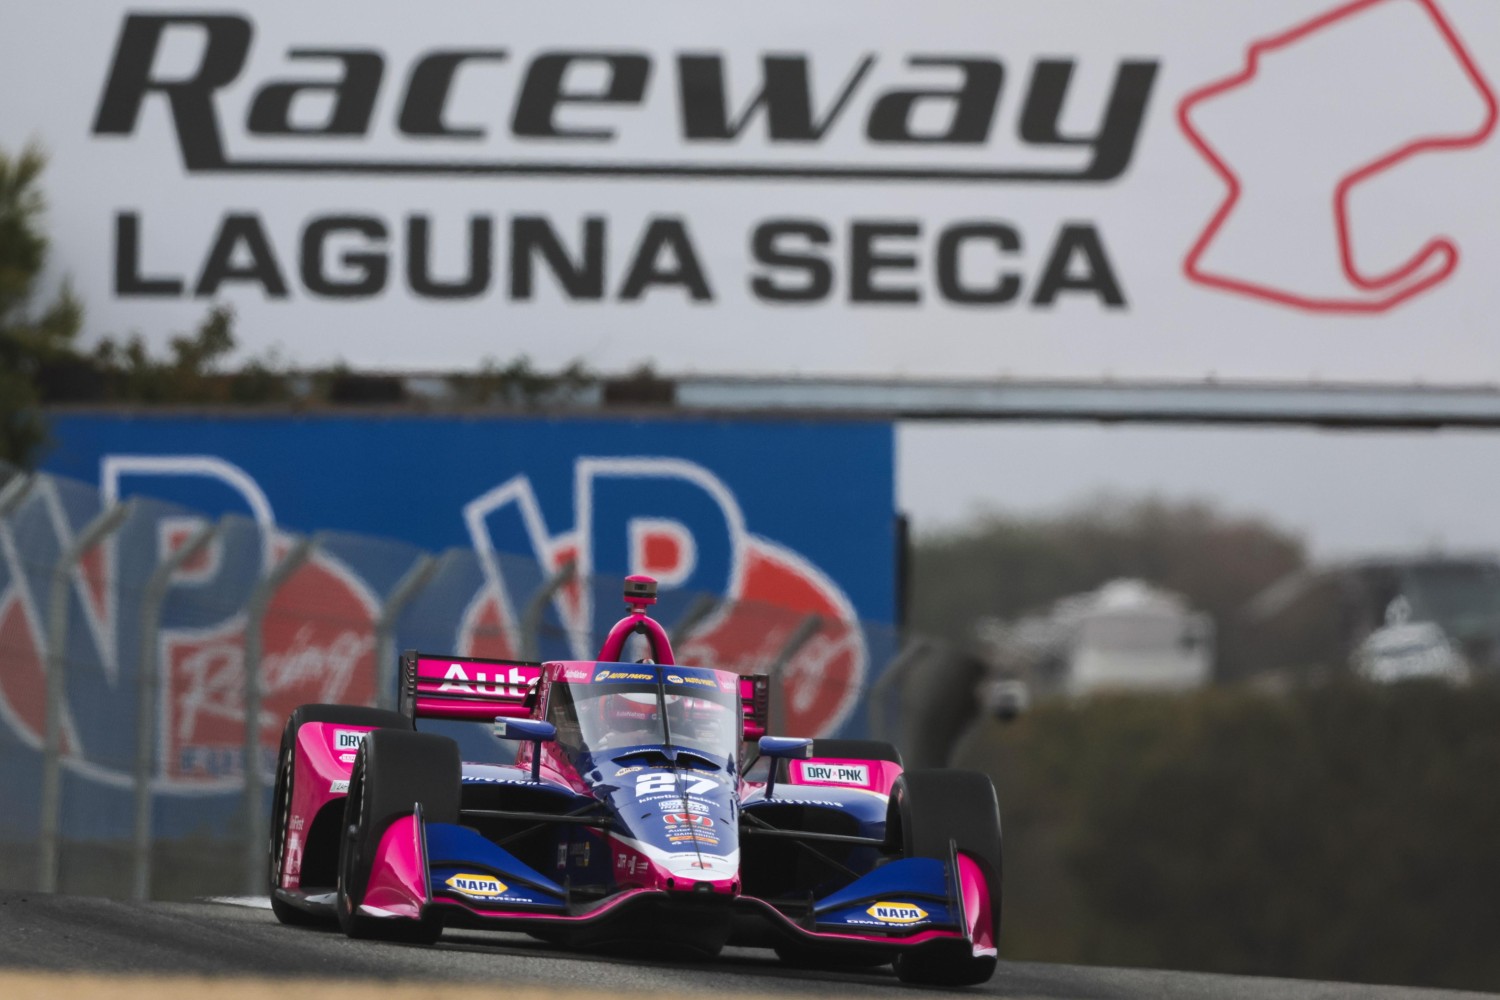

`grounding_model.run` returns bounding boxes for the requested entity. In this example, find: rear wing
[398,650,542,724]
[398,650,773,738]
